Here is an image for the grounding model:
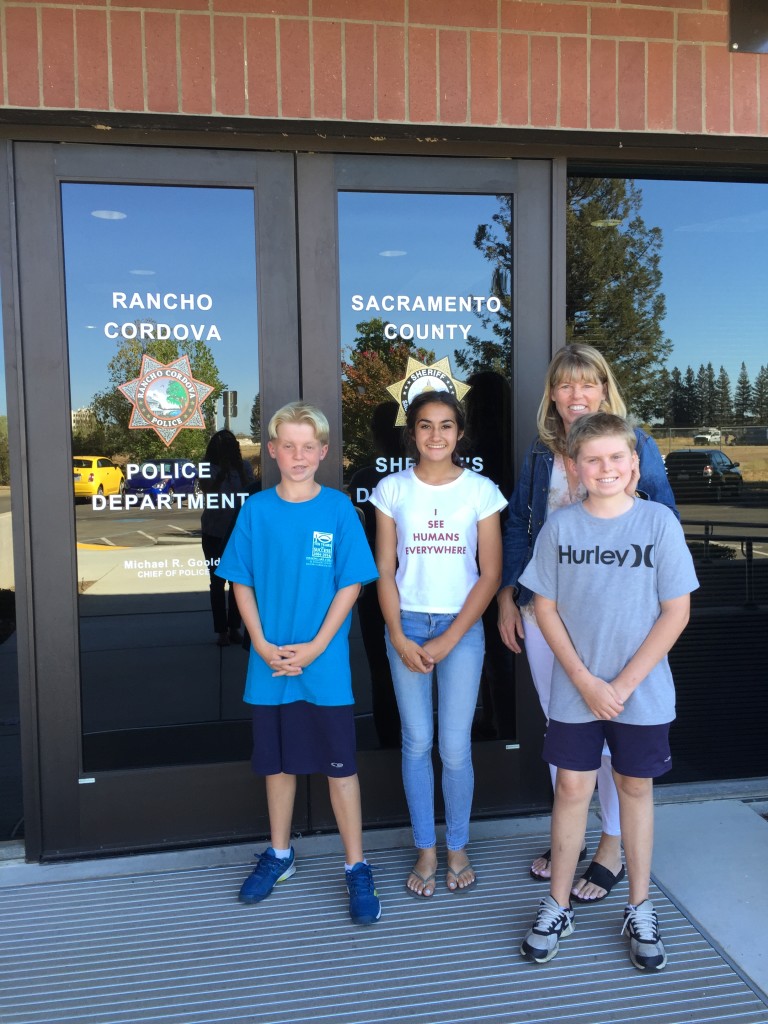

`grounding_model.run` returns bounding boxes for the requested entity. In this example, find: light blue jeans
[385,611,485,851]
